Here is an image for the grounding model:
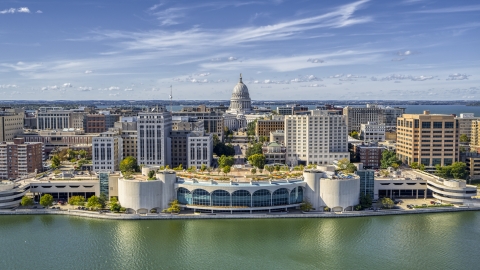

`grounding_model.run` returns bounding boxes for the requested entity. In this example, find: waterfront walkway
[1,206,480,220]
